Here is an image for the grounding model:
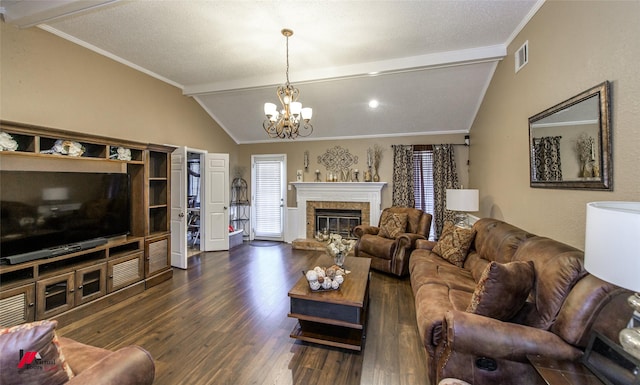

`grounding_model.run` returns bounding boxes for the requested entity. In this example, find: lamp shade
[446,189,479,212]
[584,202,640,292]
